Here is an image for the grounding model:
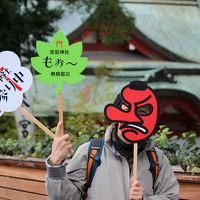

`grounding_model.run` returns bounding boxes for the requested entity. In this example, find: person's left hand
[129,180,144,200]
